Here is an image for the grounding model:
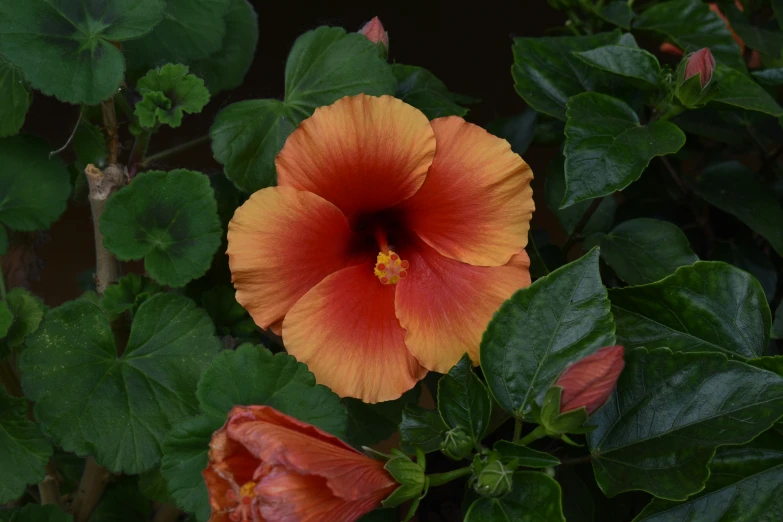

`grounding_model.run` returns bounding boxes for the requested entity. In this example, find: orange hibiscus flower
[204,405,398,522]
[228,94,534,403]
